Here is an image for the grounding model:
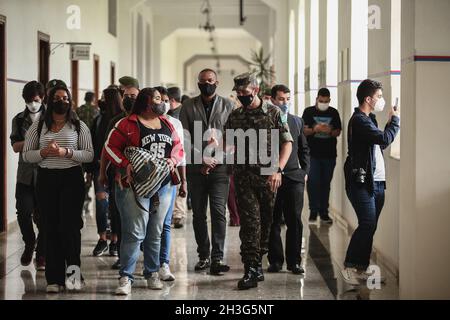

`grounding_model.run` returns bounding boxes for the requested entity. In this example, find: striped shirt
[22,120,94,169]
